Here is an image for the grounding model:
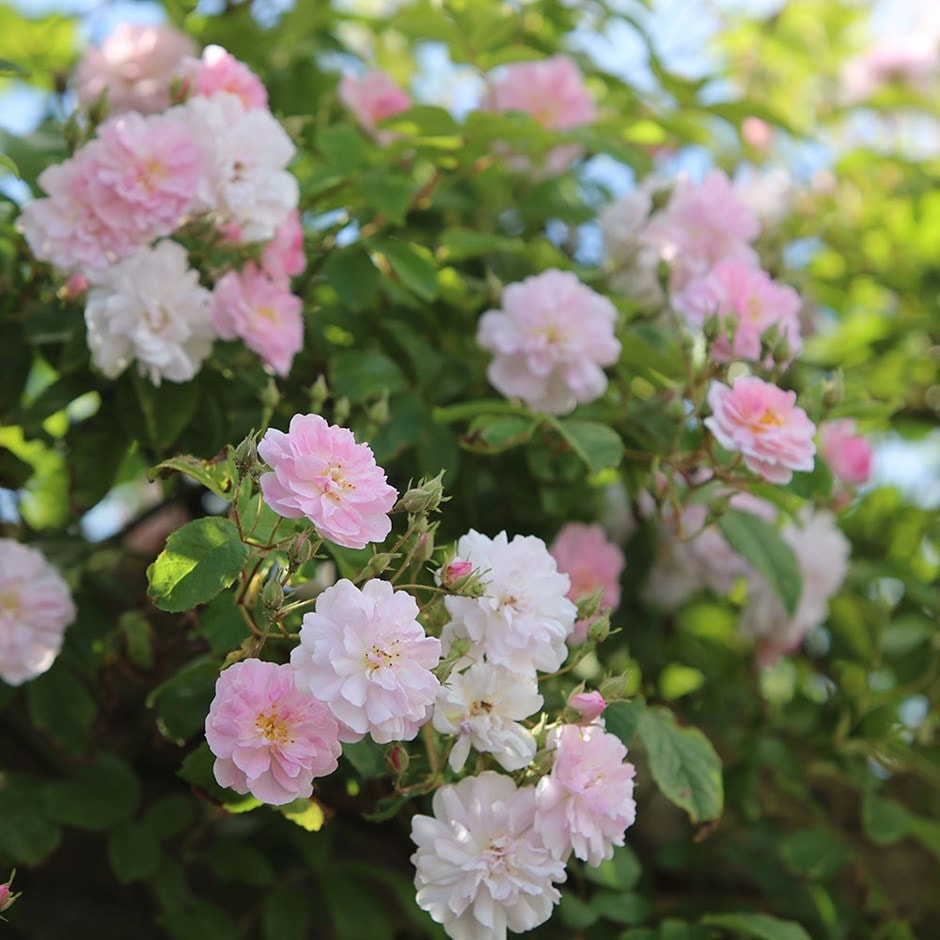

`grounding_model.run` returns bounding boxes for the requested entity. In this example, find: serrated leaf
[374,238,439,301]
[718,510,801,616]
[147,517,250,613]
[638,707,723,823]
[555,419,625,475]
[149,454,237,500]
[605,698,647,746]
[701,912,812,940]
